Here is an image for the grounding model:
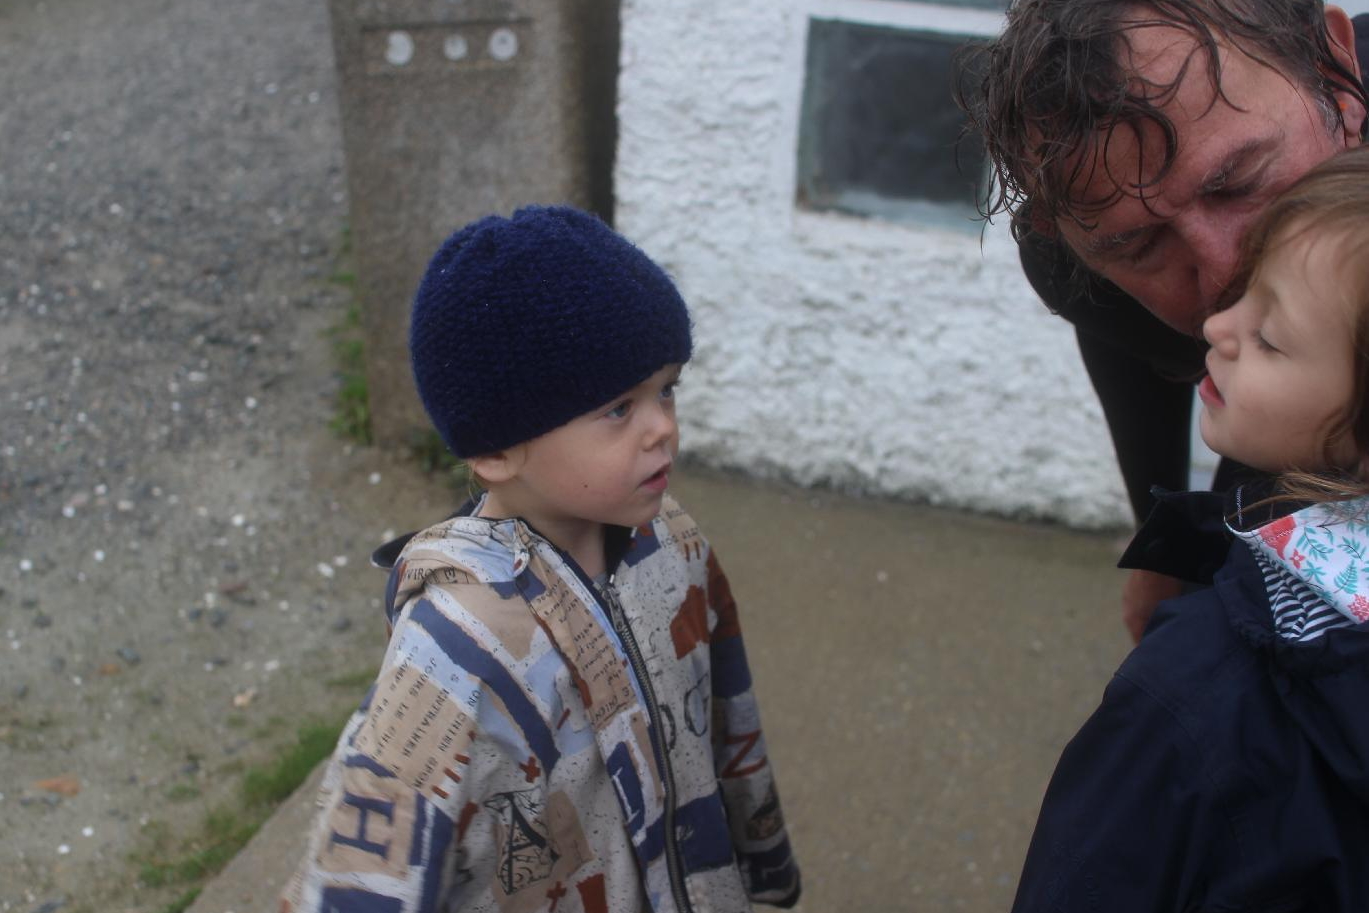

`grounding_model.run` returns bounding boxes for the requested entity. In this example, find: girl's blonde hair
[1226,144,1369,505]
